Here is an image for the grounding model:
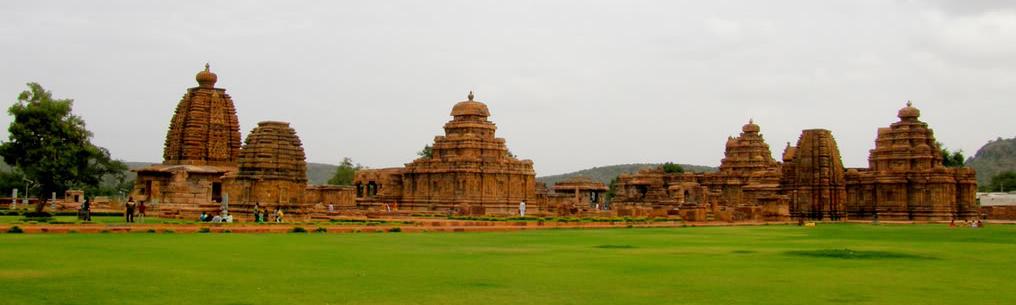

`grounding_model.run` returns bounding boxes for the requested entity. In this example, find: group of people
[199,211,233,223]
[950,219,984,228]
[252,203,285,223]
